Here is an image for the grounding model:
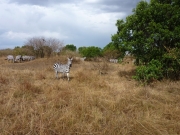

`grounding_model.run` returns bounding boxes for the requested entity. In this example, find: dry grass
[0,56,180,135]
